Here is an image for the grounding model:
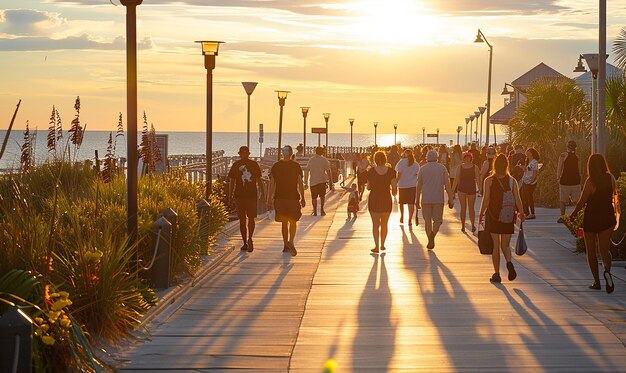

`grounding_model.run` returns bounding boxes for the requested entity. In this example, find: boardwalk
[116,189,626,372]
